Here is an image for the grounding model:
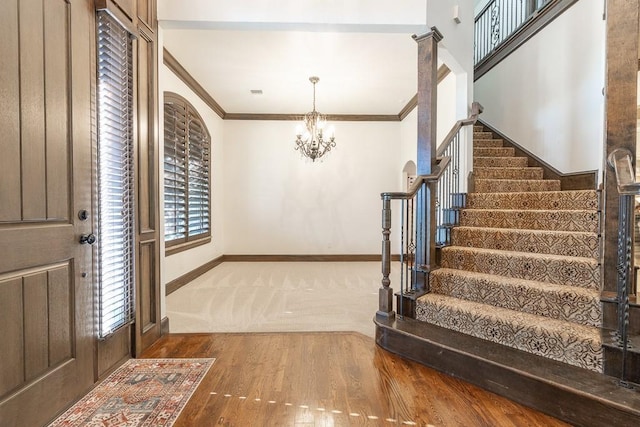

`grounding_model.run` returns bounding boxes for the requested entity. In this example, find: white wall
[437,72,458,144]
[159,0,427,31]
[223,120,400,254]
[474,0,605,173]
[159,63,226,287]
[427,0,474,119]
